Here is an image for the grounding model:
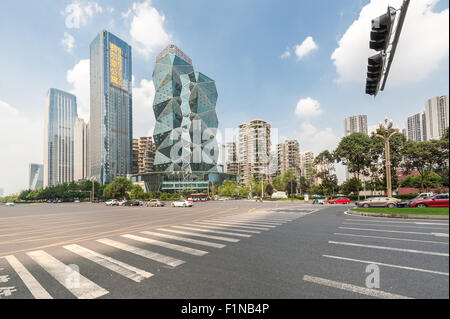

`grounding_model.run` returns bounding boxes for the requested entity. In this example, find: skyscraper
[152,44,219,172]
[425,94,449,140]
[29,164,44,190]
[300,151,314,183]
[277,140,300,177]
[44,88,77,187]
[344,115,368,136]
[406,112,427,142]
[90,30,132,185]
[132,136,156,174]
[226,142,239,176]
[74,118,88,181]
